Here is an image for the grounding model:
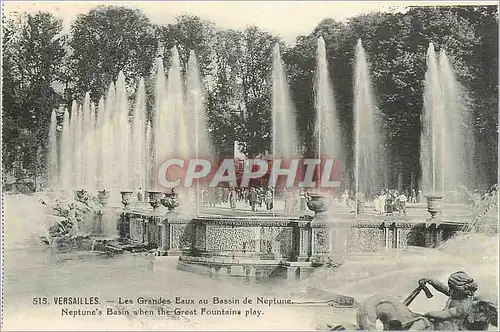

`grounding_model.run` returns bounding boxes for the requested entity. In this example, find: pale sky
[3,1,497,44]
